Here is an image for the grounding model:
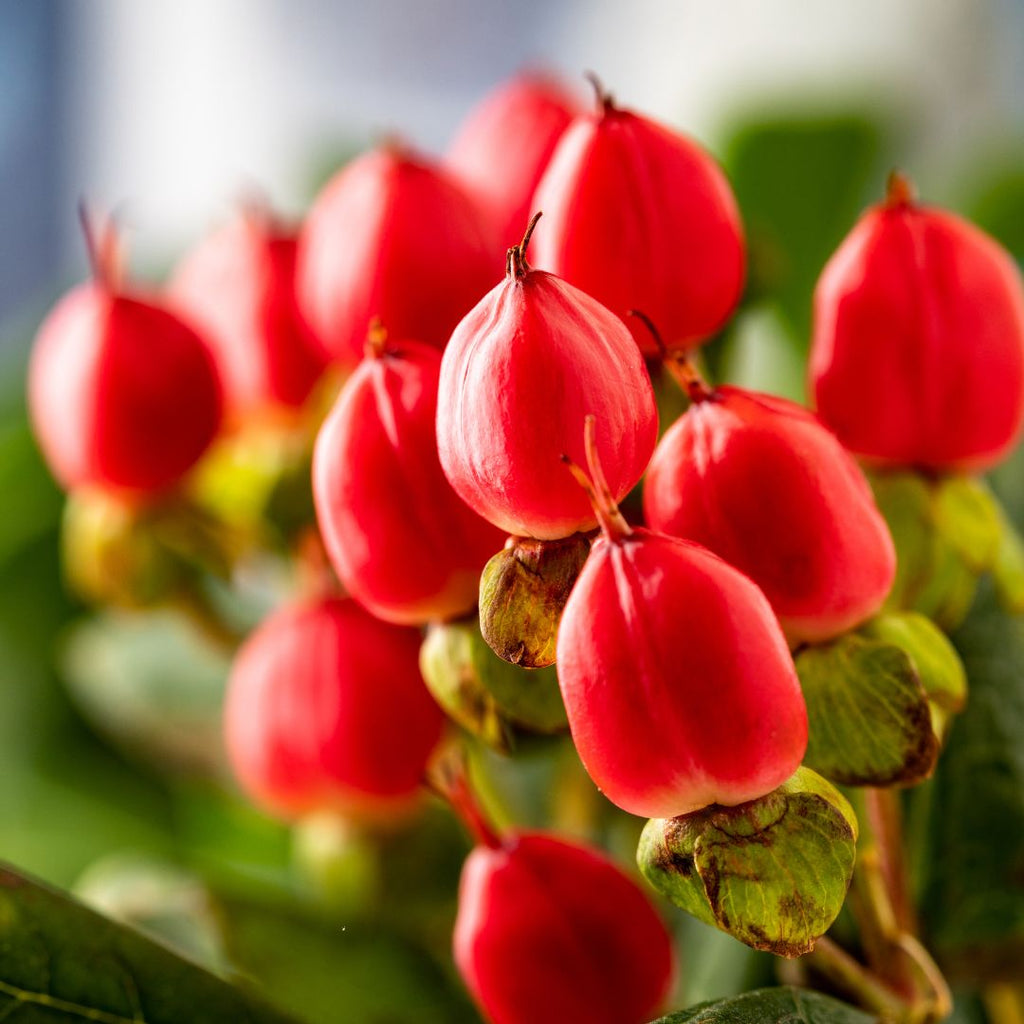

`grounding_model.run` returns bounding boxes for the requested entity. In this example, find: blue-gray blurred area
[3,0,1024,362]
